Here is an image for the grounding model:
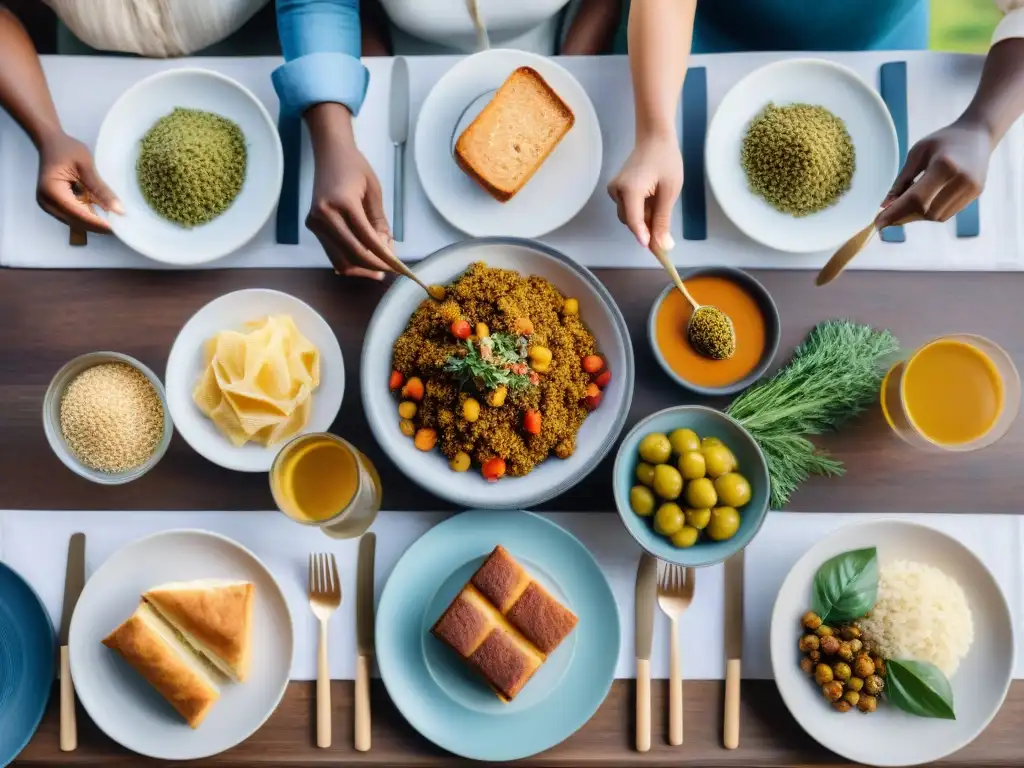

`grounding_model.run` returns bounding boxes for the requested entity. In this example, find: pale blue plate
[613,405,770,568]
[0,562,56,766]
[376,510,620,762]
